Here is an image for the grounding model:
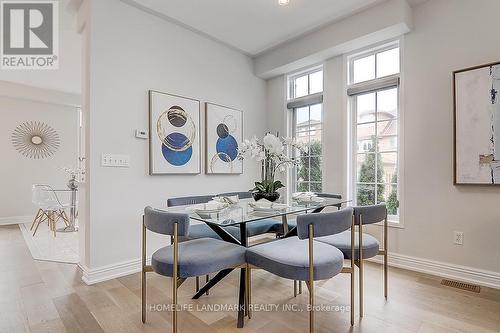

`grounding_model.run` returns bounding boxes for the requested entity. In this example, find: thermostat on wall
[135,129,148,139]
